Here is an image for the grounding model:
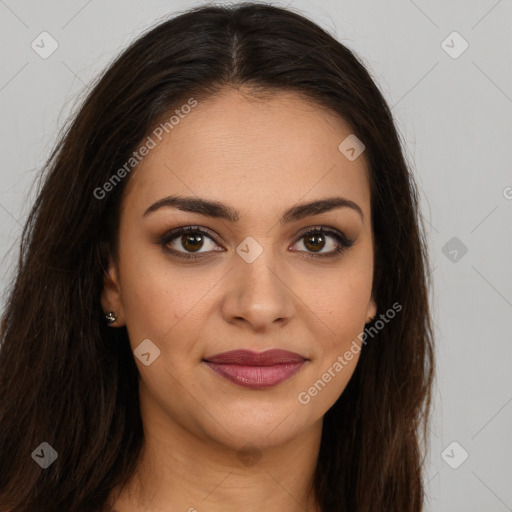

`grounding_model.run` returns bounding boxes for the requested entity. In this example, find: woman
[0,3,434,511]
